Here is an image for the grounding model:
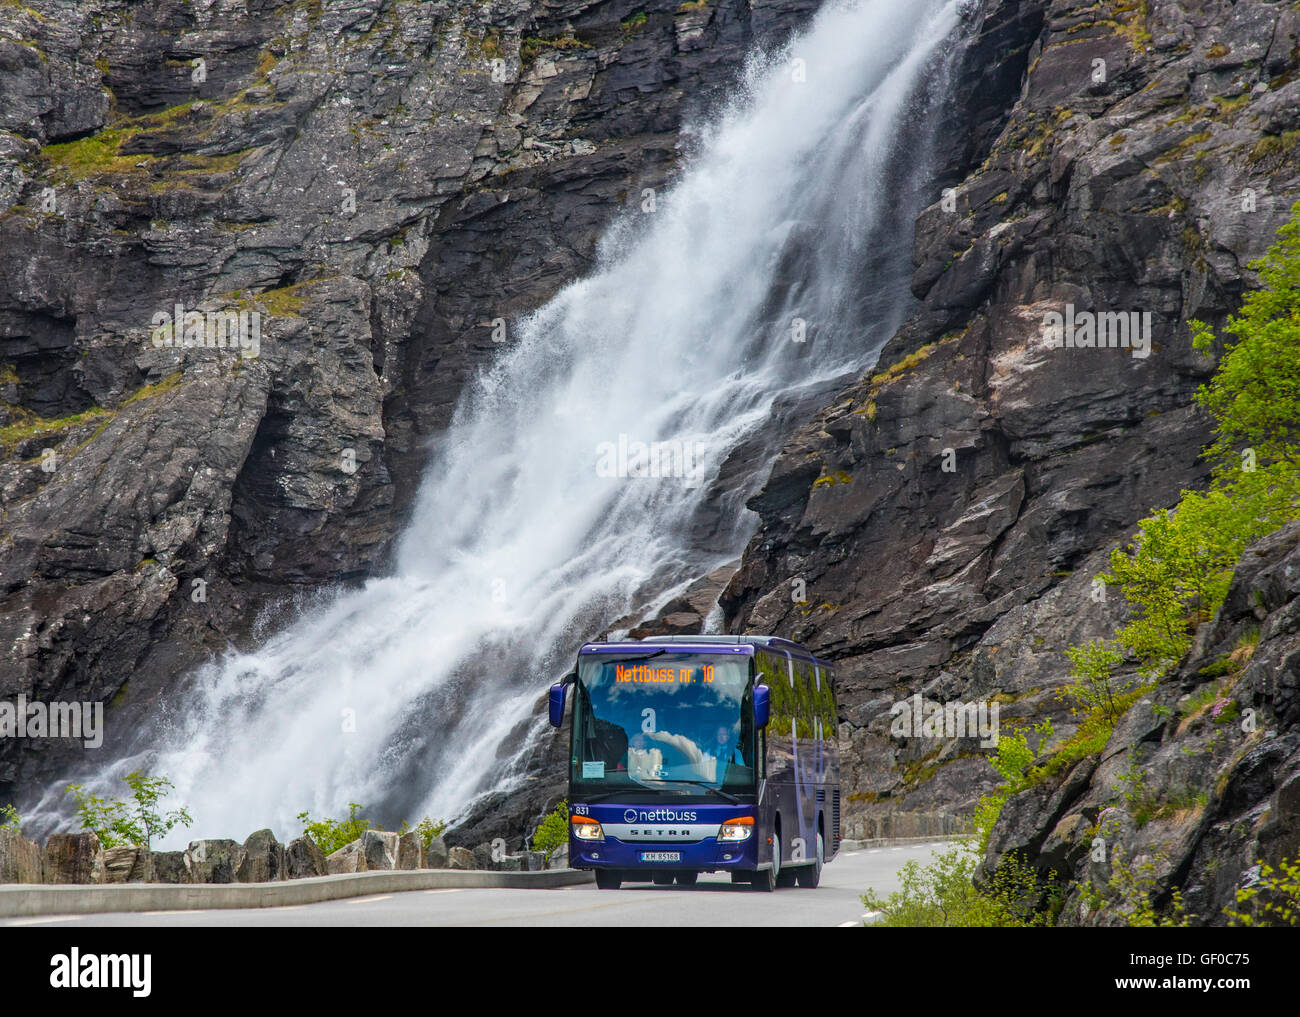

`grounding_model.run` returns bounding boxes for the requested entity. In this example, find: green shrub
[1,804,19,834]
[1225,857,1300,926]
[531,799,568,856]
[297,802,370,855]
[65,772,193,849]
[1080,846,1189,927]
[1062,640,1131,722]
[406,816,448,853]
[861,844,1056,927]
